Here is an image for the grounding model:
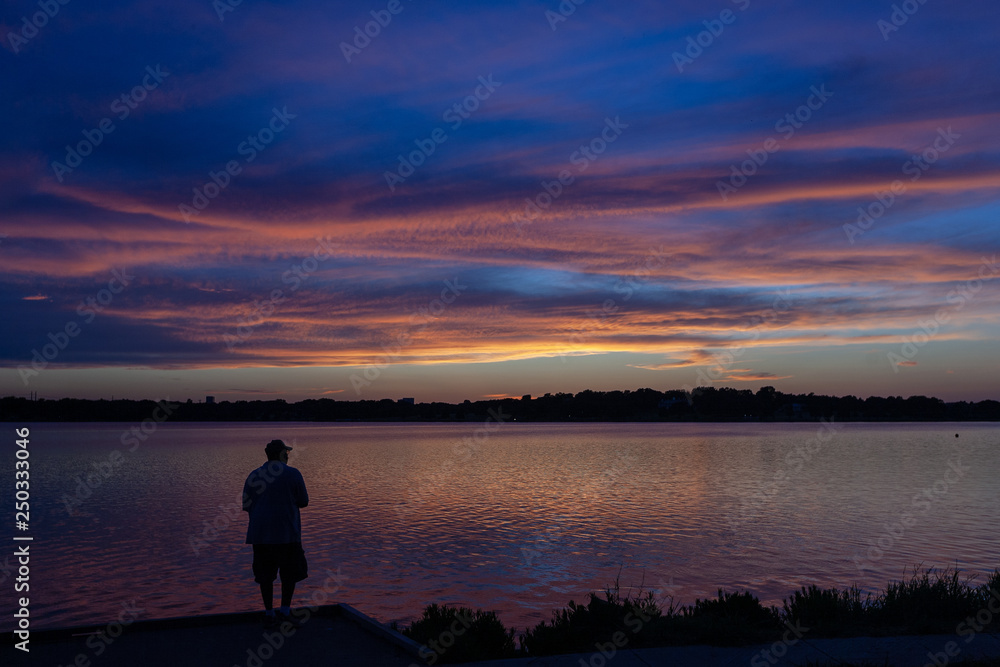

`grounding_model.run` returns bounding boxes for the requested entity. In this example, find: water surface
[2,421,997,632]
